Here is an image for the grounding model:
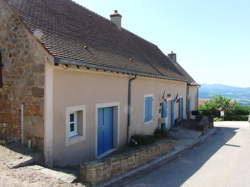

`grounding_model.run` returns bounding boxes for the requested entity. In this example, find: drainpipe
[127,75,137,144]
[186,84,189,120]
[196,86,199,111]
[20,104,24,144]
